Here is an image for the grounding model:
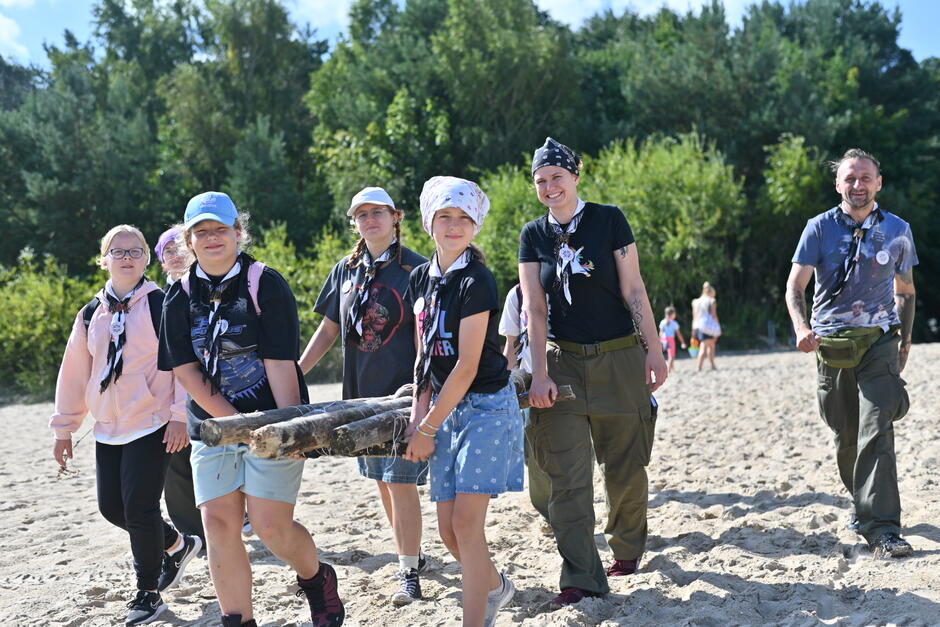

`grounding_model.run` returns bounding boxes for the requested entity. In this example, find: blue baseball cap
[184,192,239,229]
